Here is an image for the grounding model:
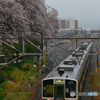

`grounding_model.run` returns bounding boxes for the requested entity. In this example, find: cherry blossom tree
[0,0,59,41]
